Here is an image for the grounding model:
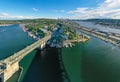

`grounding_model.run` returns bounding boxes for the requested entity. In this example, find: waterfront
[0,24,35,59]
[1,24,120,82]
[75,21,120,34]
[0,25,35,82]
